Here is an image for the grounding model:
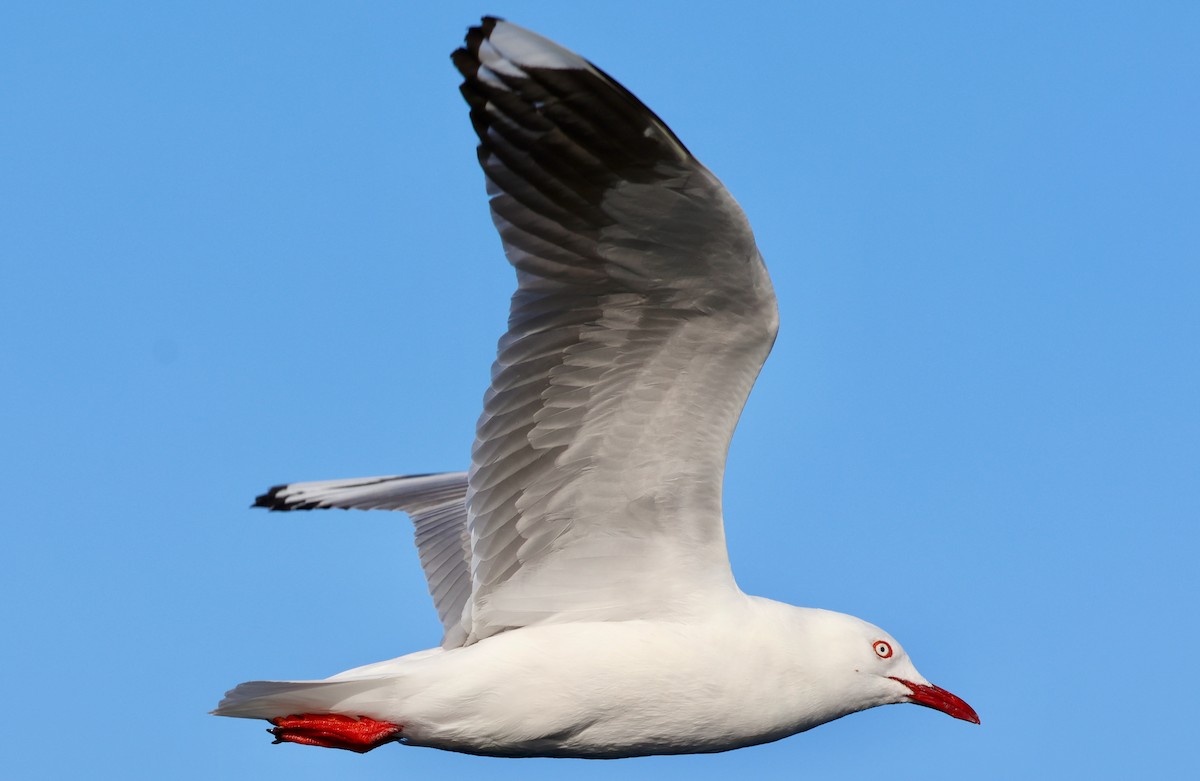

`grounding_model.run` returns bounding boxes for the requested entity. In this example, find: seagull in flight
[214,17,978,757]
